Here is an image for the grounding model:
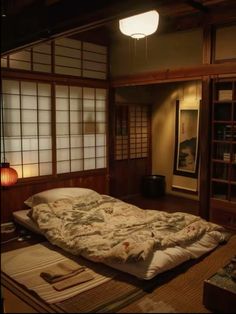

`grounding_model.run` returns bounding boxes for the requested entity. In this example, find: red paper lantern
[0,163,18,187]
